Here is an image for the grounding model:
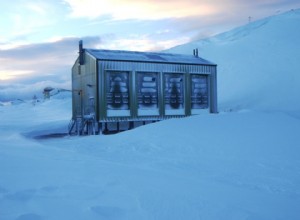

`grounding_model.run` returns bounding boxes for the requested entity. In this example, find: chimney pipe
[79,40,84,65]
[193,48,199,58]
